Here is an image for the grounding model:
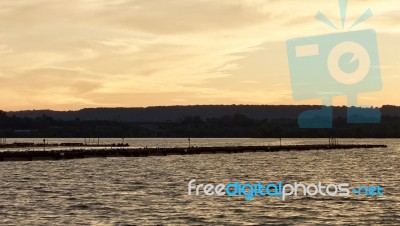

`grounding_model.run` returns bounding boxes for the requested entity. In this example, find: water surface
[0,138,398,225]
